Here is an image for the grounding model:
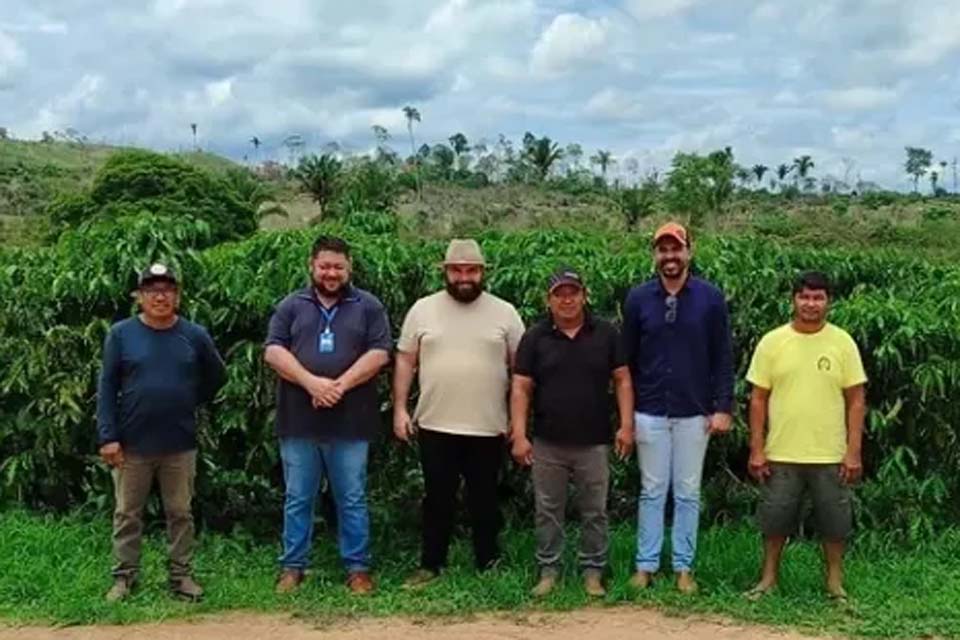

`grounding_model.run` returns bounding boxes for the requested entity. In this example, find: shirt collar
[296,284,360,305]
[655,274,692,298]
[550,310,595,336]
